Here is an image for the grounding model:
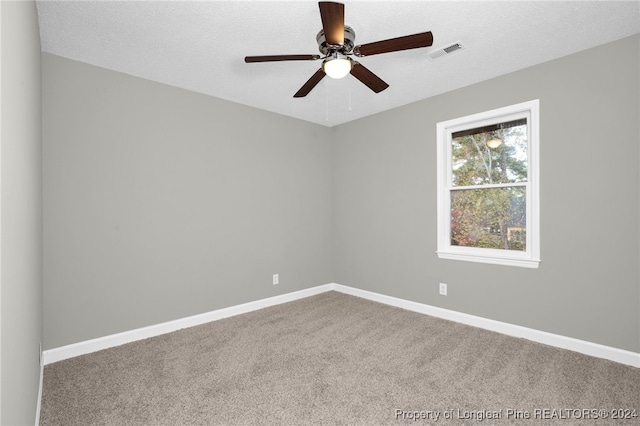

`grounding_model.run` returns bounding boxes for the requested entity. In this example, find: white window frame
[436,100,540,268]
